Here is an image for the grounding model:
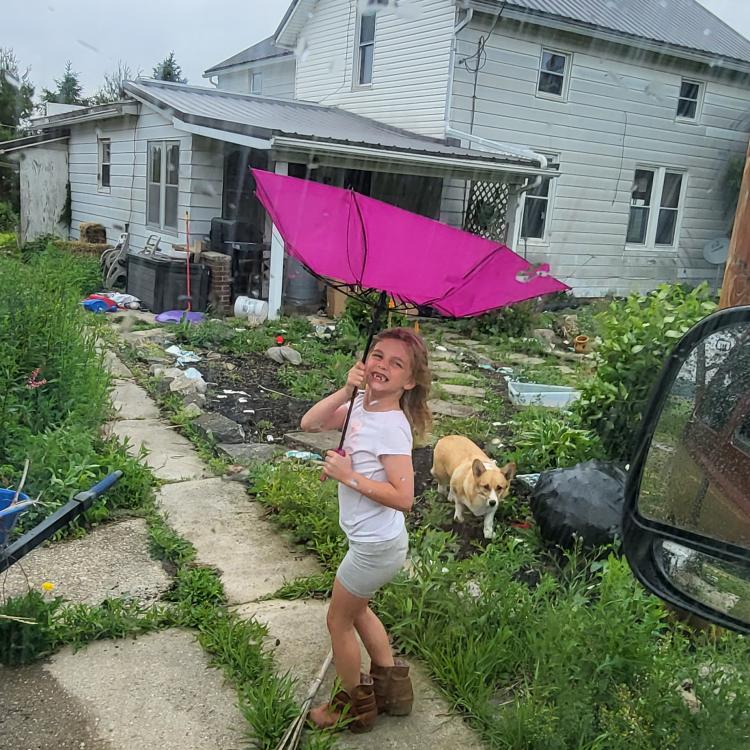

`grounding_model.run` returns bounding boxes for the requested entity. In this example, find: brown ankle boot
[308,675,377,734]
[370,658,414,716]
